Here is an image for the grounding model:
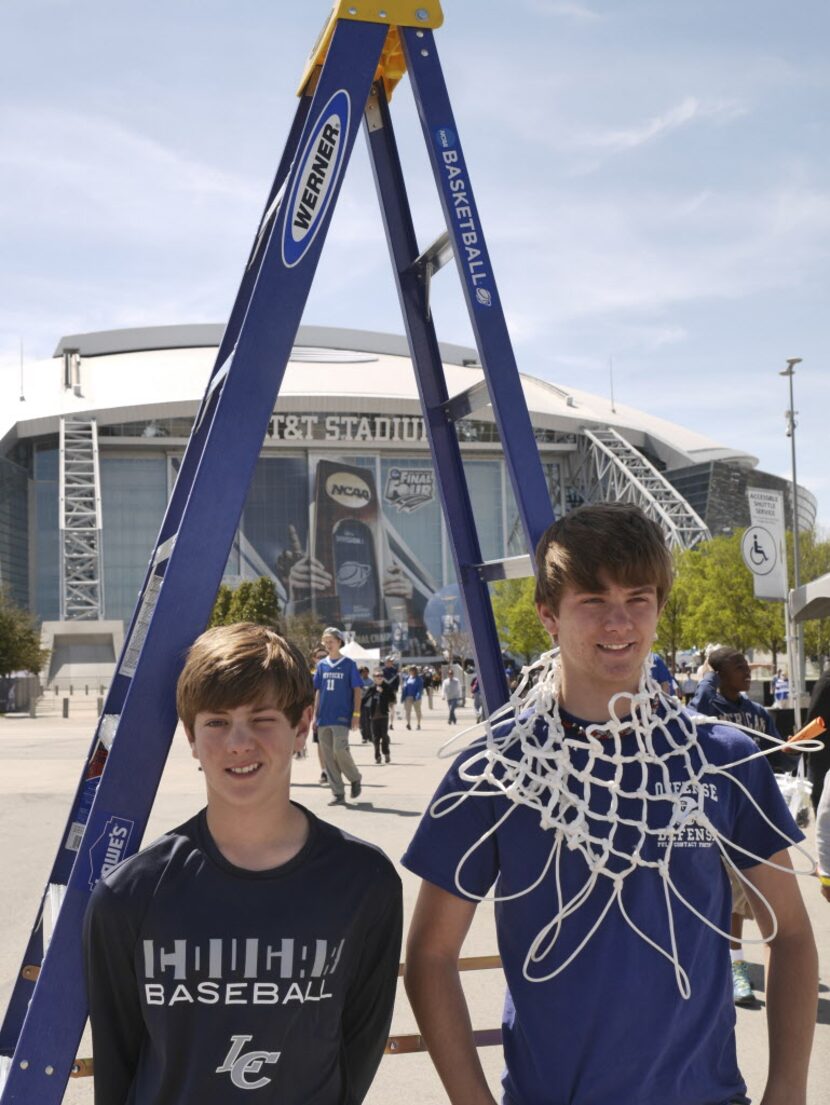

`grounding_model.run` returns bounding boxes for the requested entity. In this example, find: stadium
[0,323,817,685]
